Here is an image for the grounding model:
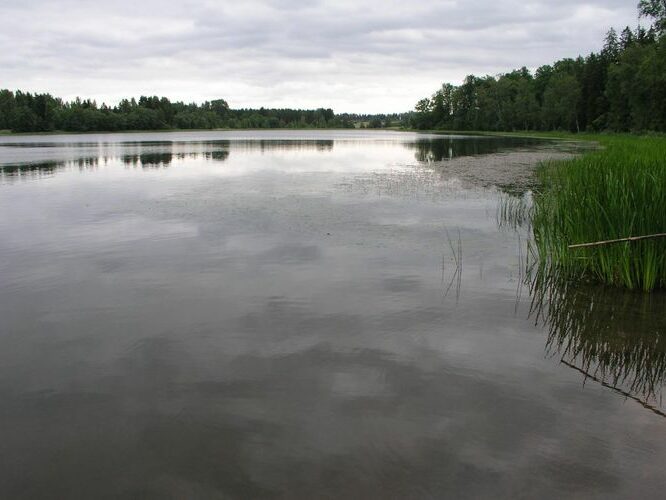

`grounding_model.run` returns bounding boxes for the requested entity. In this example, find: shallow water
[0,130,664,499]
